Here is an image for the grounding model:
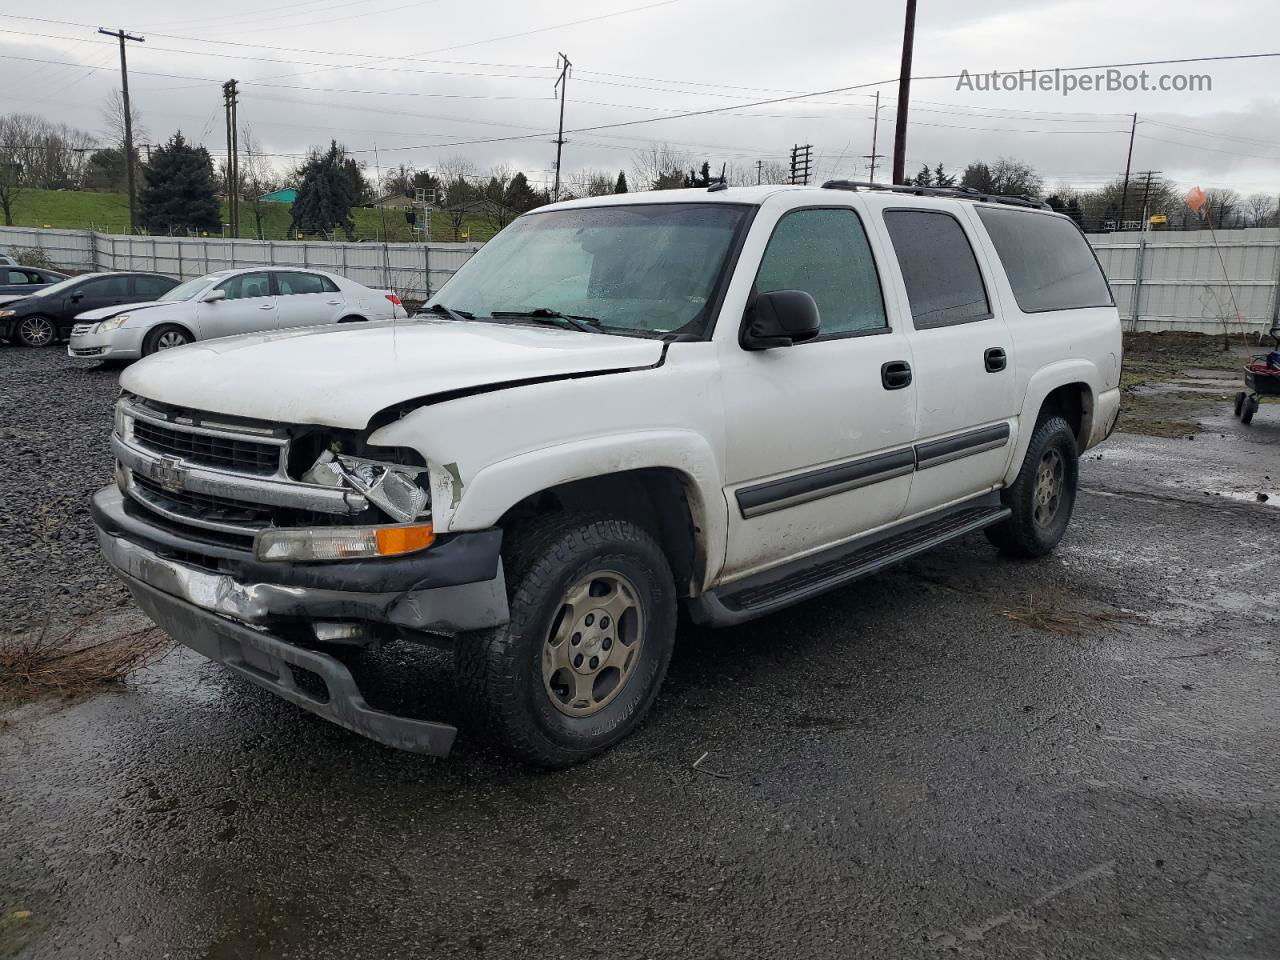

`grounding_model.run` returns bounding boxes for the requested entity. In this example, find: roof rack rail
[820,179,1051,211]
